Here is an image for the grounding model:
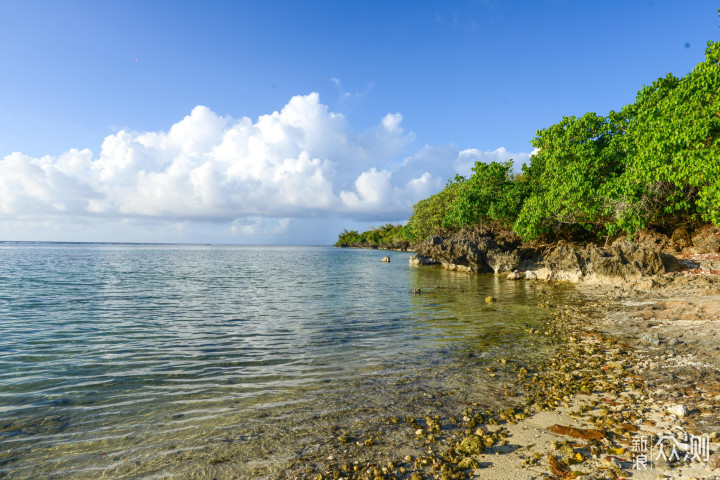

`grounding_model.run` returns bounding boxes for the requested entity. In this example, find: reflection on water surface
[0,244,575,478]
